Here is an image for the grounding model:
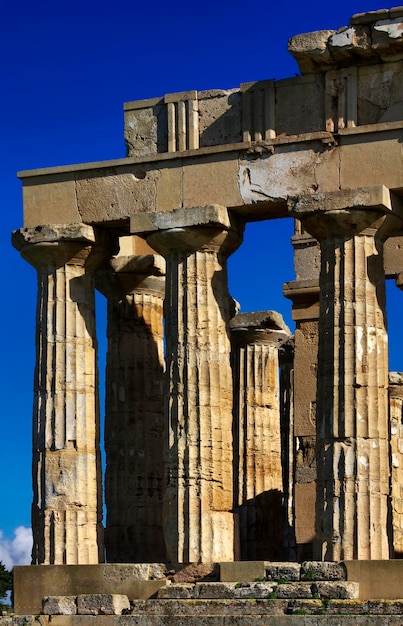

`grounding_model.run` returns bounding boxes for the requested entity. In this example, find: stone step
[220,560,347,583]
[157,580,359,600]
[4,614,403,625]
